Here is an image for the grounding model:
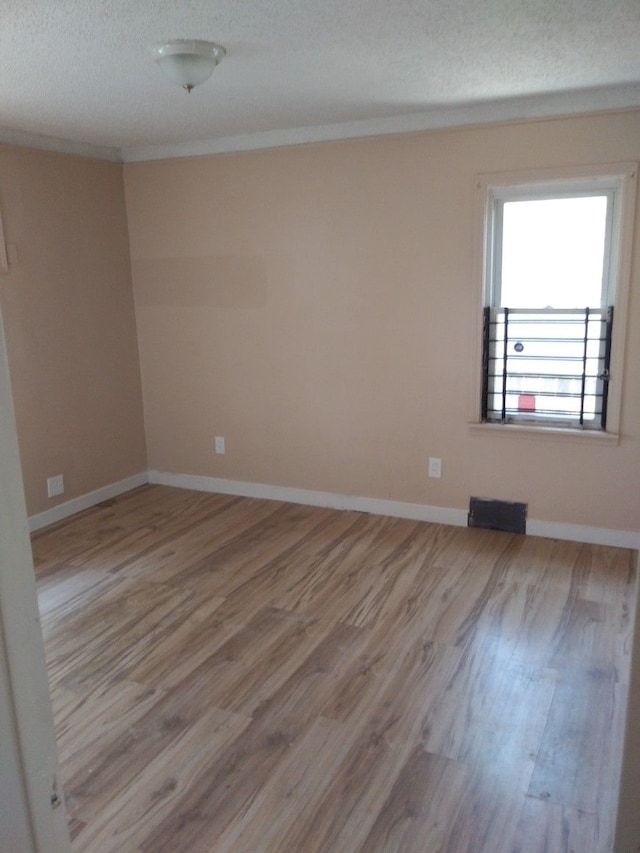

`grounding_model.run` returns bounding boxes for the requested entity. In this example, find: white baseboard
[28,472,149,532]
[147,470,640,550]
[28,468,639,549]
[147,470,468,527]
[526,519,640,549]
